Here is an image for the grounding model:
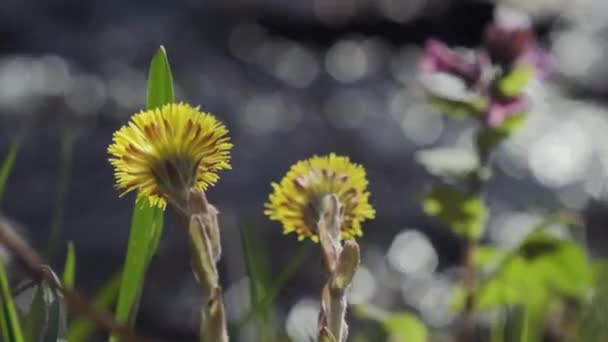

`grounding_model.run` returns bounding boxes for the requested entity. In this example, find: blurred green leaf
[237,243,311,327]
[577,260,608,342]
[23,282,46,342]
[62,242,76,290]
[47,133,74,261]
[384,313,428,342]
[428,95,486,119]
[415,148,479,183]
[240,225,275,340]
[453,232,591,313]
[521,231,591,298]
[68,272,121,342]
[423,185,487,240]
[0,258,24,342]
[496,66,533,98]
[111,46,173,341]
[477,113,526,158]
[23,270,68,342]
[0,139,20,208]
[354,305,427,342]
